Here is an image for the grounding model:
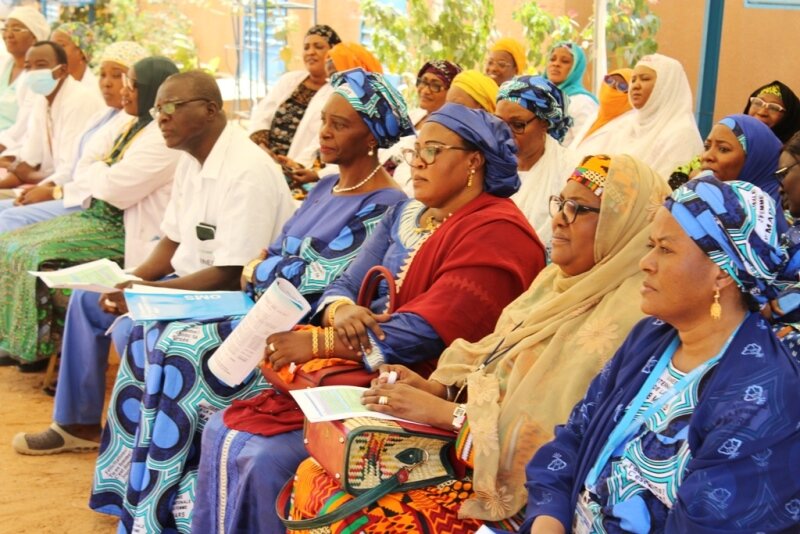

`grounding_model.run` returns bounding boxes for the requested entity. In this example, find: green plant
[362,0,495,104]
[513,0,659,73]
